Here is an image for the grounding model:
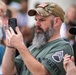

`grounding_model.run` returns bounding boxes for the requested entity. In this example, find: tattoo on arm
[11,50,16,63]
